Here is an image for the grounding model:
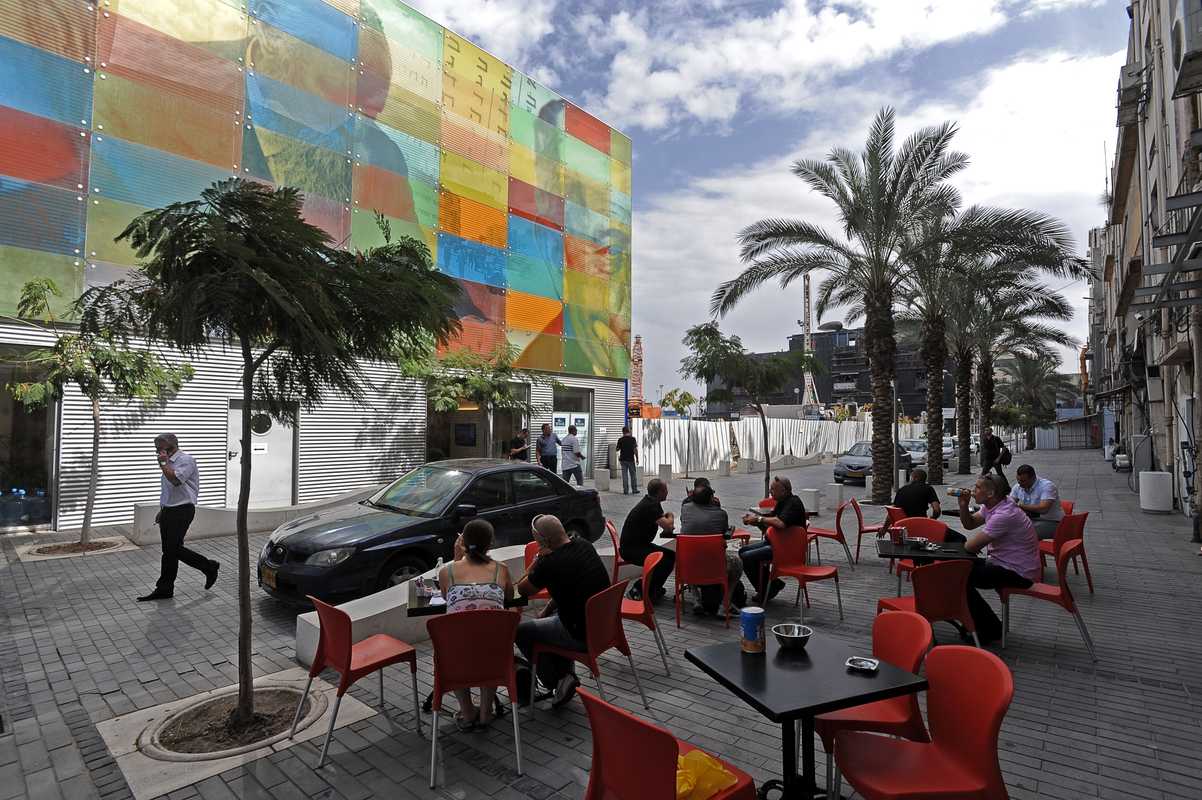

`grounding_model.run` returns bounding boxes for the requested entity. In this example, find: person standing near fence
[616,426,638,494]
[137,433,219,601]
